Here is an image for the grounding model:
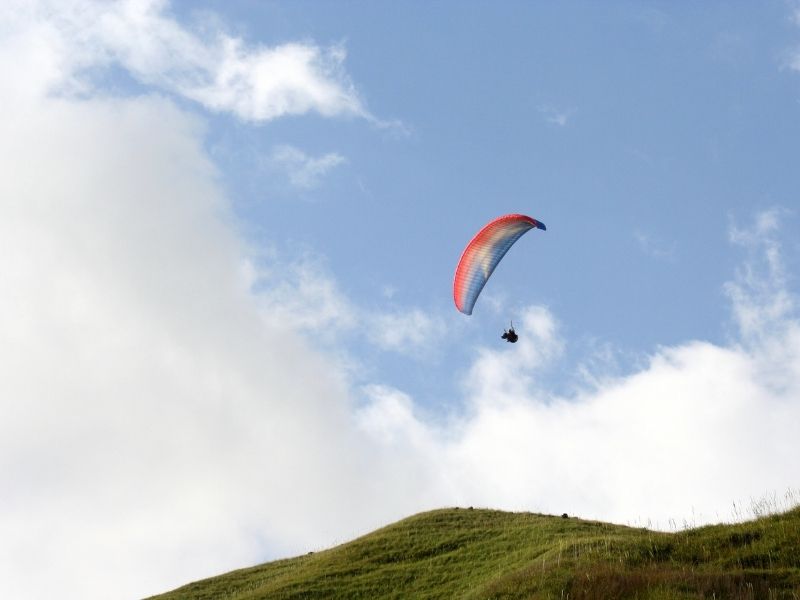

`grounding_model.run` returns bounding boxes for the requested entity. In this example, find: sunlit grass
[148,495,800,599]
